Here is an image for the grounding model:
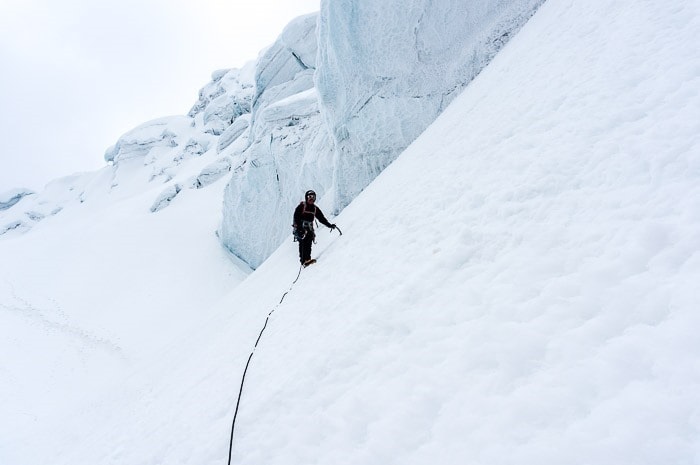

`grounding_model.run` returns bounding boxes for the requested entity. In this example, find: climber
[292,190,336,267]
